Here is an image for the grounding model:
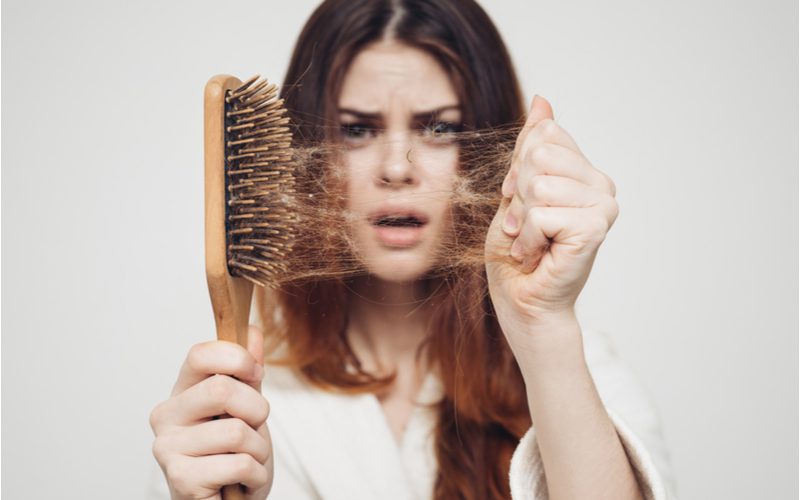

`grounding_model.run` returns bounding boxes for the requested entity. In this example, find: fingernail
[510,239,524,260]
[252,363,264,381]
[503,212,518,233]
